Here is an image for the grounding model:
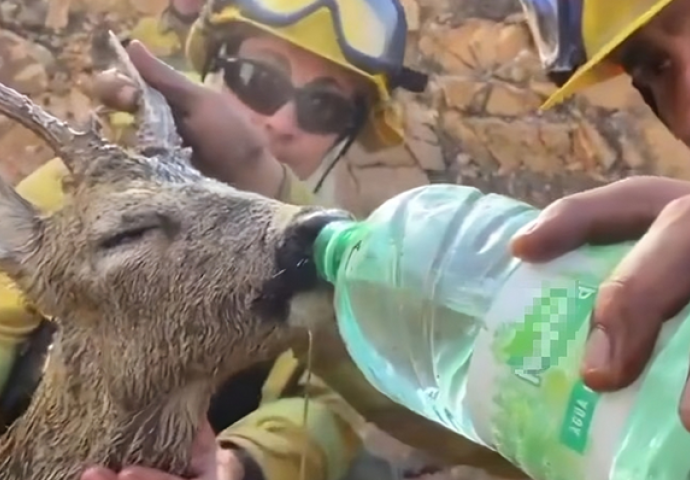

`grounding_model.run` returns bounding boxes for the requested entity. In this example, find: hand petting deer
[0,31,346,480]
